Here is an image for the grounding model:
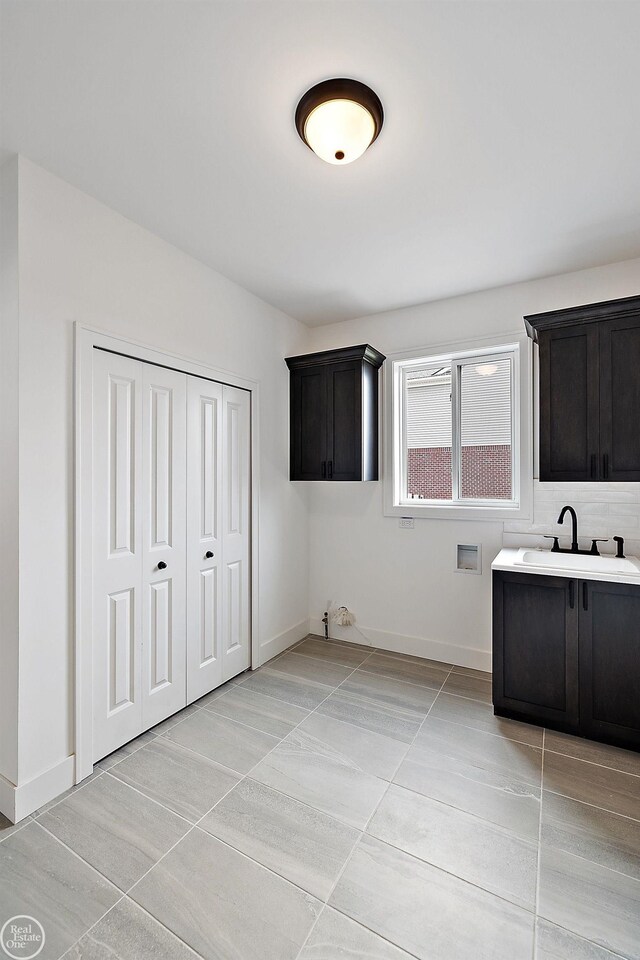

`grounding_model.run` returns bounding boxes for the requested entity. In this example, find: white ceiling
[2,1,639,325]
